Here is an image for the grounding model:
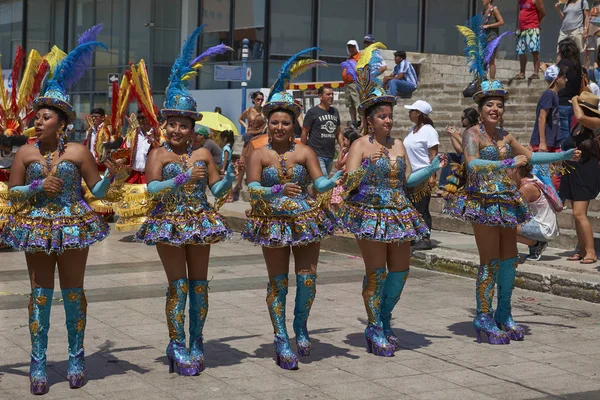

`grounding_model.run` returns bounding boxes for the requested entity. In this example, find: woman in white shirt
[403,100,439,250]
